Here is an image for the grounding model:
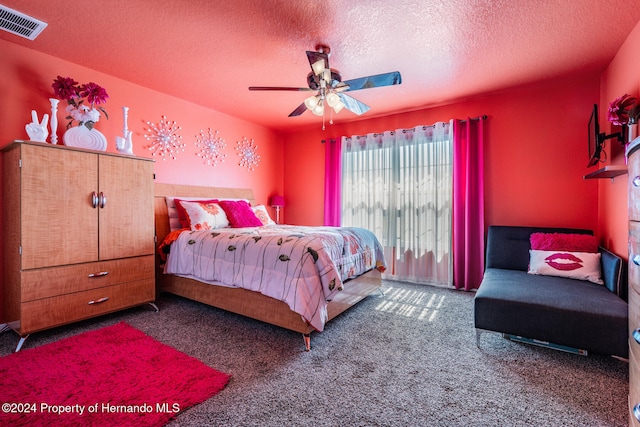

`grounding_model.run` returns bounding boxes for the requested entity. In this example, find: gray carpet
[0,280,628,426]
